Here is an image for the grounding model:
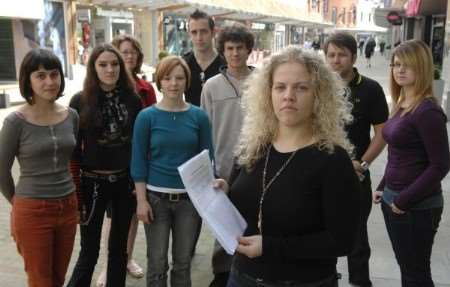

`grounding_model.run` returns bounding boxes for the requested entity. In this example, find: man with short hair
[201,24,255,287]
[324,32,389,287]
[183,9,226,106]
